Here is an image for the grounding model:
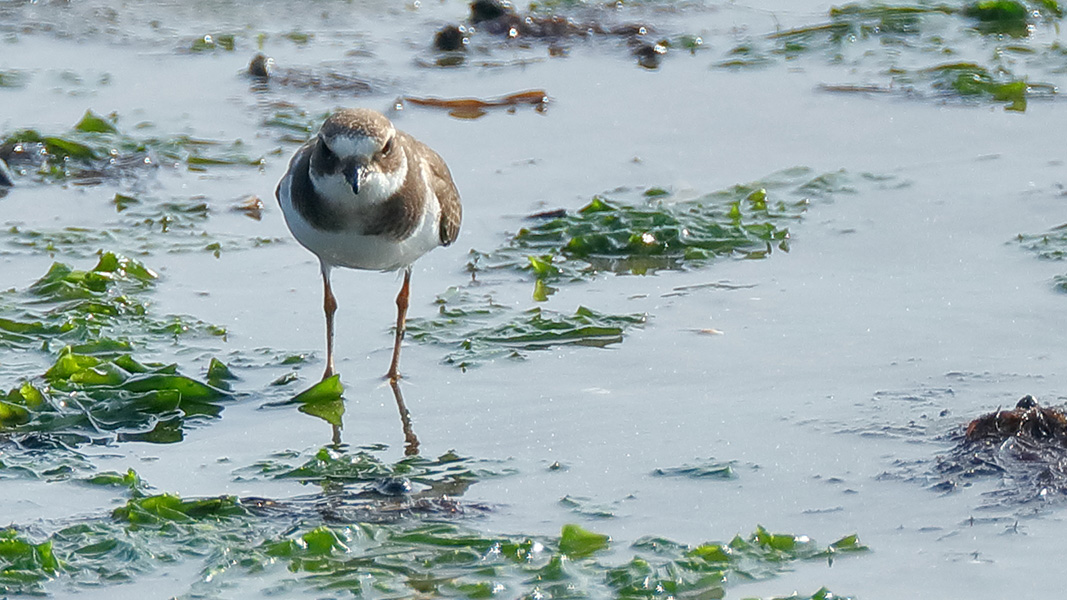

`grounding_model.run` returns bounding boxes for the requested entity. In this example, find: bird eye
[381,138,394,157]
